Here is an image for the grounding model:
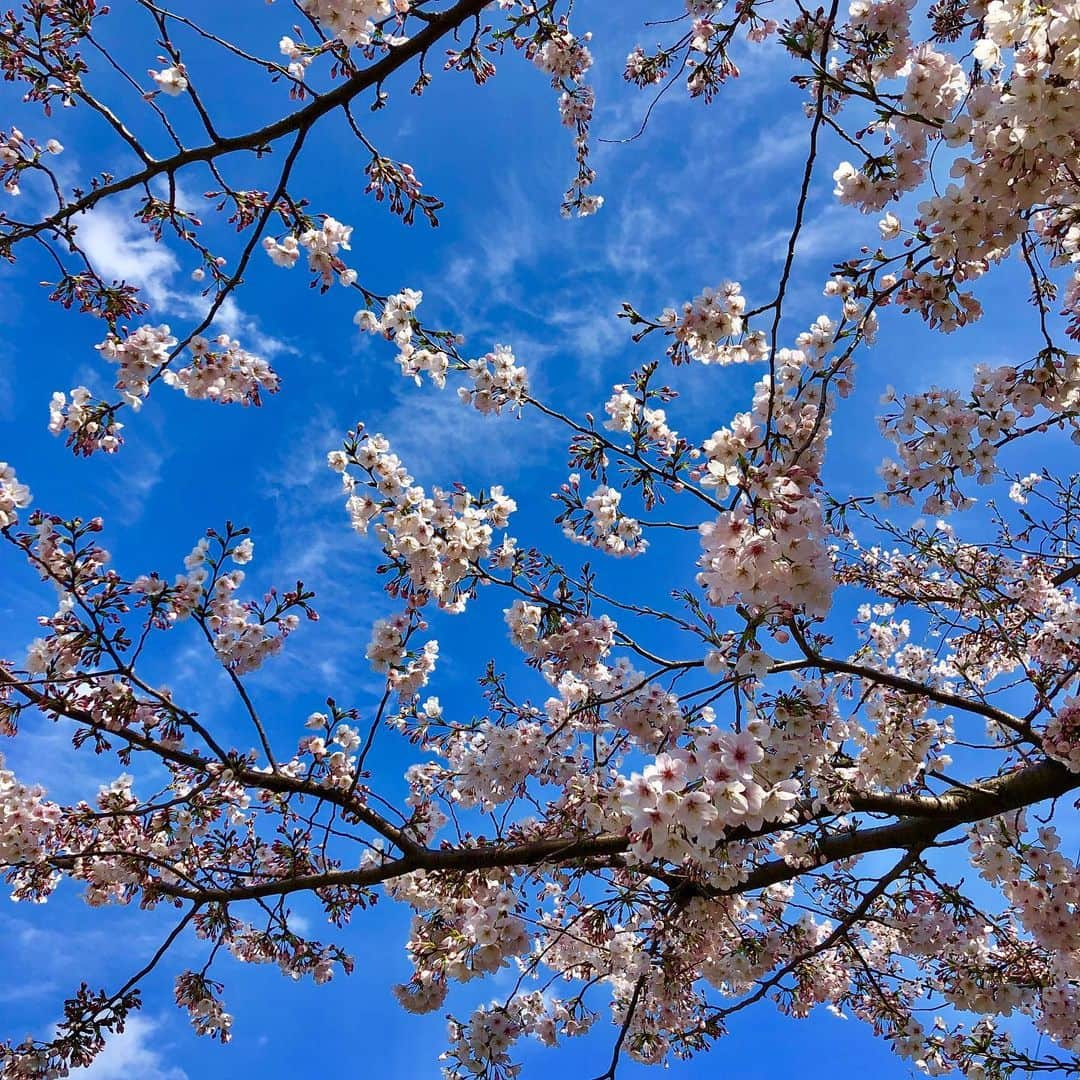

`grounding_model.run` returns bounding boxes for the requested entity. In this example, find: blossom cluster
[877,357,1080,512]
[95,323,177,409]
[131,534,307,676]
[827,0,1080,335]
[618,736,800,866]
[366,613,440,698]
[297,717,368,792]
[353,290,529,412]
[205,571,290,674]
[277,35,311,80]
[263,215,355,289]
[661,281,765,366]
[533,28,592,81]
[966,818,1080,1049]
[178,537,303,674]
[6,0,1080,1076]
[1044,696,1080,772]
[175,972,232,1042]
[389,871,530,1014]
[694,341,839,618]
[0,463,31,529]
[353,287,424,353]
[457,344,529,415]
[559,479,647,557]
[48,387,122,454]
[67,324,277,450]
[441,993,595,1080]
[0,754,61,888]
[697,495,833,617]
[529,22,602,216]
[604,383,678,454]
[296,0,397,48]
[0,125,62,196]
[150,66,188,96]
[162,334,280,405]
[331,428,517,611]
